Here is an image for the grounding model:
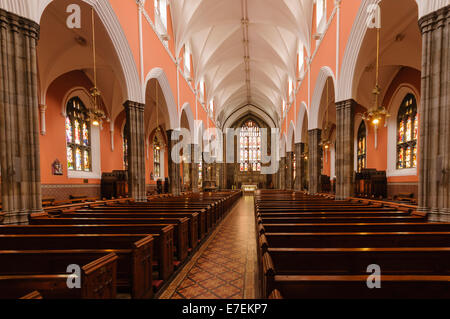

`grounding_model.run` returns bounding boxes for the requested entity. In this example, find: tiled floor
[159,195,259,299]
